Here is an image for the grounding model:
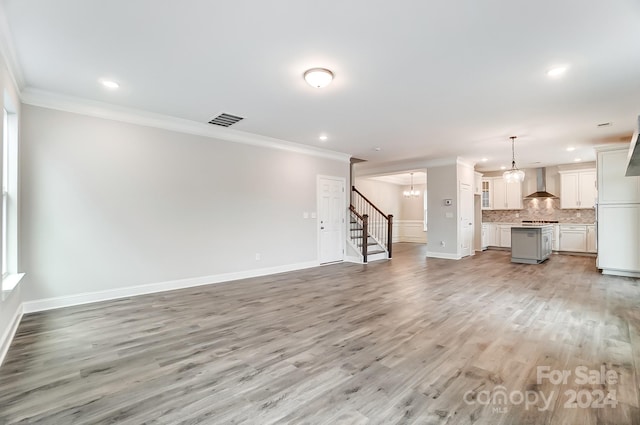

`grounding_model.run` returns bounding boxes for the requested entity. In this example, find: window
[1,96,22,294]
[2,108,8,277]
